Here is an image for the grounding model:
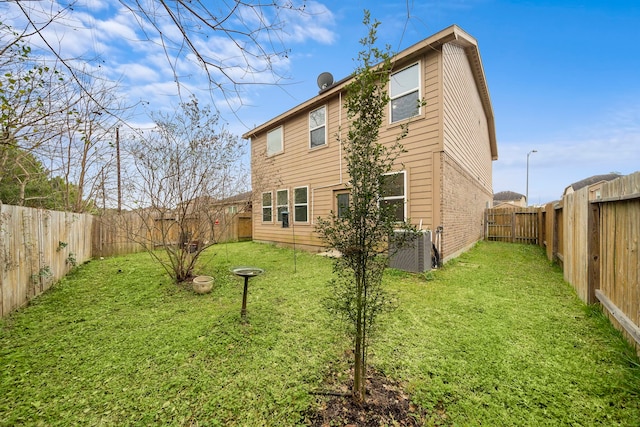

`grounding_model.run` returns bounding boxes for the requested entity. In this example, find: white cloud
[280,1,337,44]
[94,17,139,45]
[493,106,640,203]
[82,0,112,13]
[115,63,160,83]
